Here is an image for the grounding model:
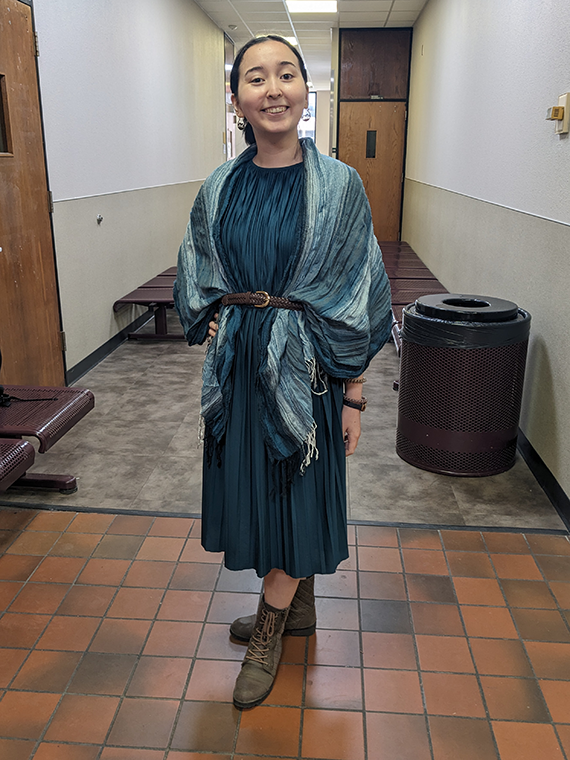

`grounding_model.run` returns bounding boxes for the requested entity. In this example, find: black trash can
[396,294,531,476]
